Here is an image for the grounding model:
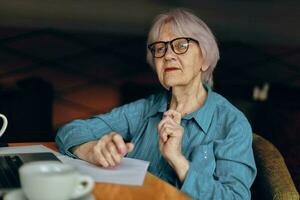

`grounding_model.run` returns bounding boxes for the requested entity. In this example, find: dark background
[0,0,299,193]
